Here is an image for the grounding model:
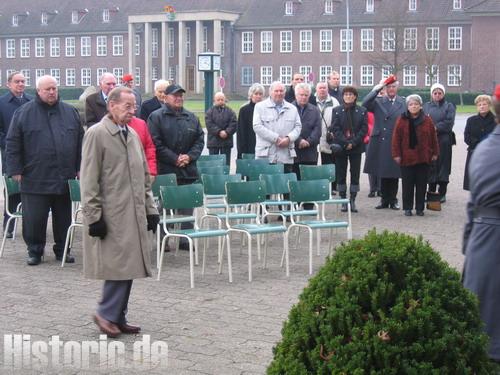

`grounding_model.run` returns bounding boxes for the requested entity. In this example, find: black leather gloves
[147,214,160,233]
[89,216,107,239]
